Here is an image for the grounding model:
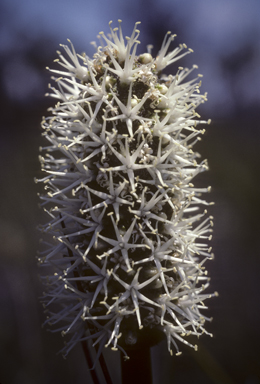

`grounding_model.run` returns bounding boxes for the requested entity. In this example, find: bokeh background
[1,0,260,383]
